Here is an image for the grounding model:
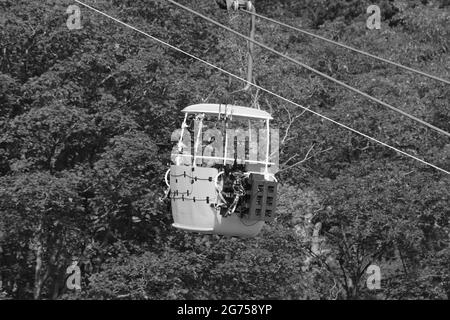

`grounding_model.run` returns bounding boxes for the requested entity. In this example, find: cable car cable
[240,8,450,86]
[166,0,450,139]
[73,0,450,175]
